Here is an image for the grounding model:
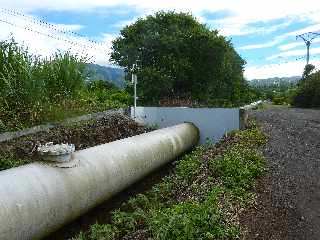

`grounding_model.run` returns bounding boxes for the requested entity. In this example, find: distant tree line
[250,64,320,108]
